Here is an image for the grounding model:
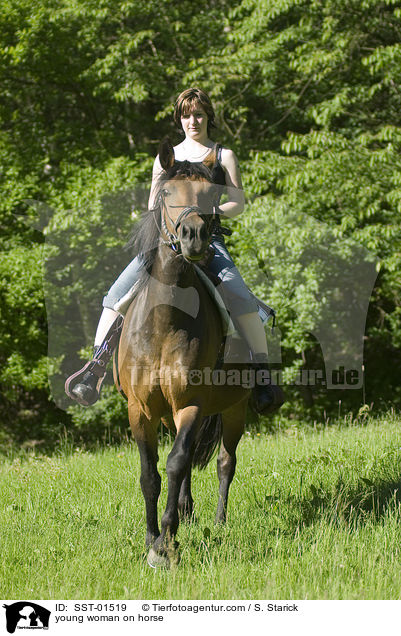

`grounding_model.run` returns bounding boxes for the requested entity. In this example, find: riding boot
[65,315,123,407]
[250,353,285,415]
